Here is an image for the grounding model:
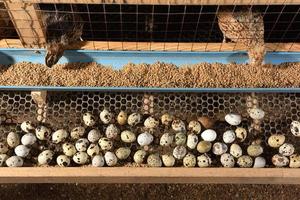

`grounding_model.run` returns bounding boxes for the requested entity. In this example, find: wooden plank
[4,2,45,48]
[0,168,299,184]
